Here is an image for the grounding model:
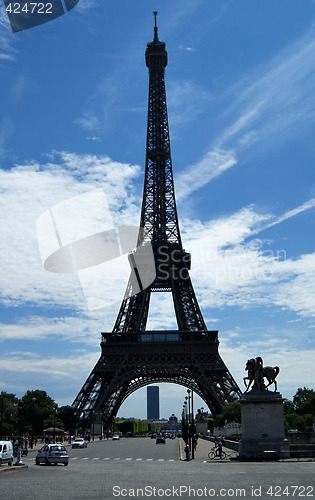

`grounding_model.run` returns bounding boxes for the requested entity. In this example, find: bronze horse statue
[244,357,280,392]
